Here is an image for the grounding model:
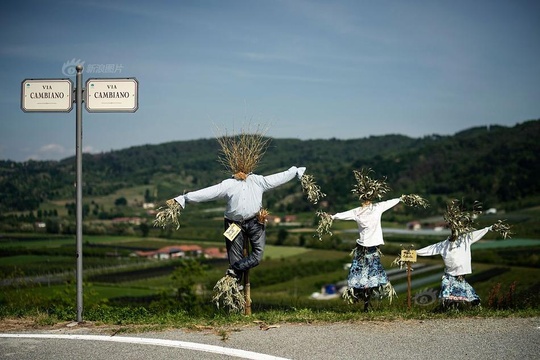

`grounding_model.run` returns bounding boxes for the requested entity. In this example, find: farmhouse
[135,245,202,260]
[134,244,227,260]
[112,217,143,225]
[203,247,228,259]
[265,214,299,225]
